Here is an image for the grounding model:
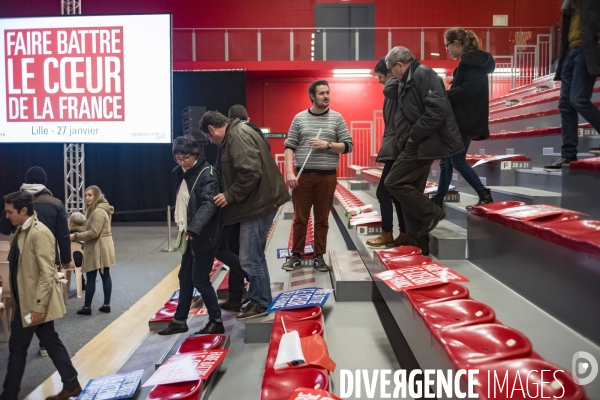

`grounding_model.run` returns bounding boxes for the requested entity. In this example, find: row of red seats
[570,157,600,172]
[490,87,600,116]
[472,202,600,259]
[489,101,600,125]
[260,307,329,400]
[147,334,227,399]
[374,246,585,399]
[489,79,556,106]
[361,168,382,184]
[149,260,223,328]
[464,154,530,164]
[334,184,367,212]
[488,123,592,140]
